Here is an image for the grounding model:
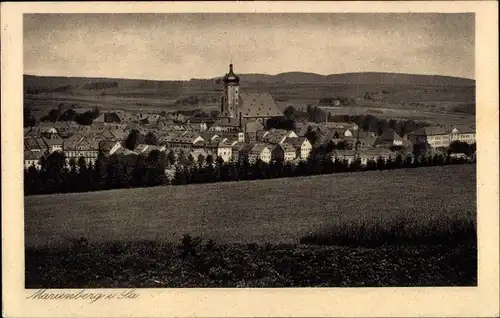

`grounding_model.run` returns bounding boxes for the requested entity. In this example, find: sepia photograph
[2,2,499,317]
[22,12,478,288]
